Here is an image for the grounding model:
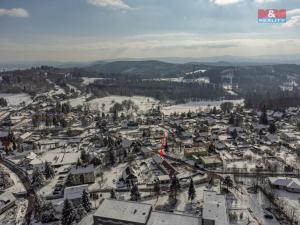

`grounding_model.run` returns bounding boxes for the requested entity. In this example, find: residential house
[64,184,88,204]
[93,199,152,225]
[269,177,300,193]
[69,165,95,185]
[202,191,229,225]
